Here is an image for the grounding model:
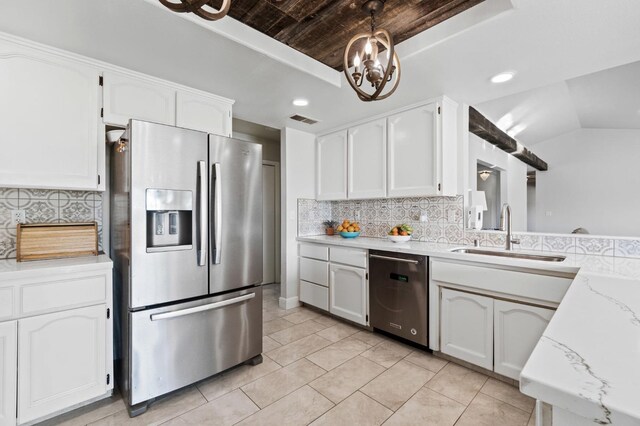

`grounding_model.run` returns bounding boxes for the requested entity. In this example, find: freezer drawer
[127,287,262,405]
